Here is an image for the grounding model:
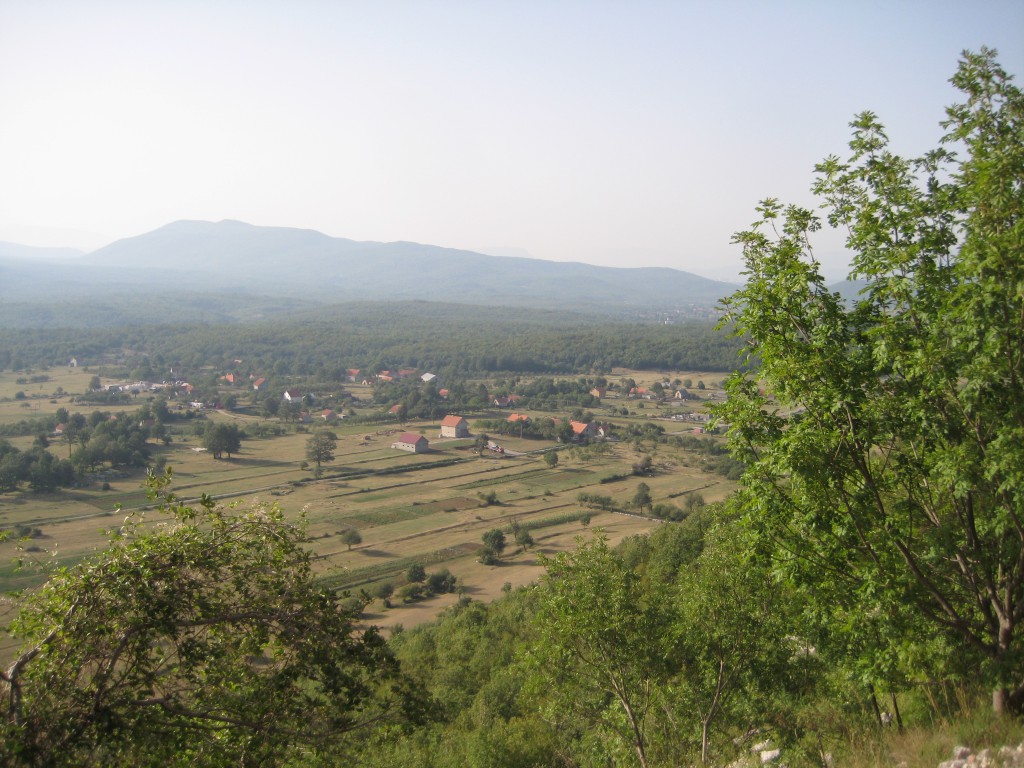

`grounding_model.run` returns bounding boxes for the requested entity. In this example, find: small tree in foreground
[0,470,417,765]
